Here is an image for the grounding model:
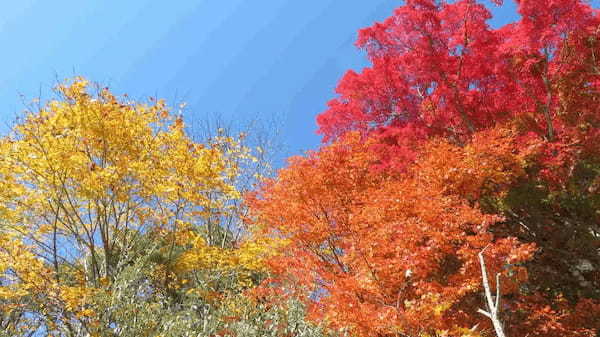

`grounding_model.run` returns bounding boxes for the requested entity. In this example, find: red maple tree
[248,1,600,336]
